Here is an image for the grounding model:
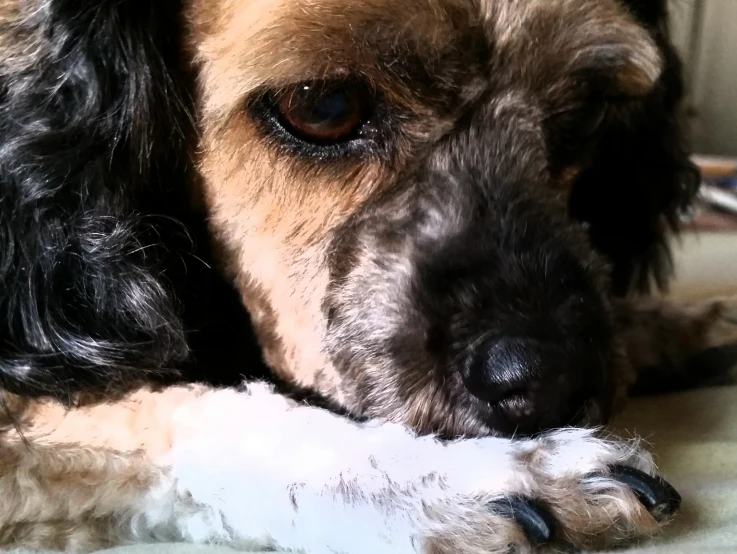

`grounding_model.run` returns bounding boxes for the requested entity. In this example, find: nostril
[498,386,528,403]
[495,387,529,409]
[460,336,542,405]
[460,335,605,435]
[496,389,536,420]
